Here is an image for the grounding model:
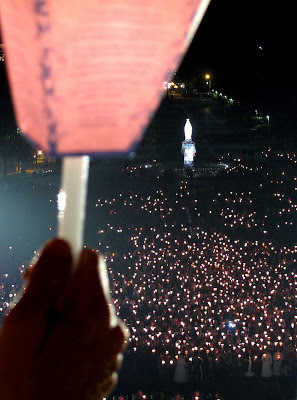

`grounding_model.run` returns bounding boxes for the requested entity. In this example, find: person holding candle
[0,239,128,400]
[273,349,283,377]
[261,350,272,378]
[174,354,187,390]
[244,348,255,377]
